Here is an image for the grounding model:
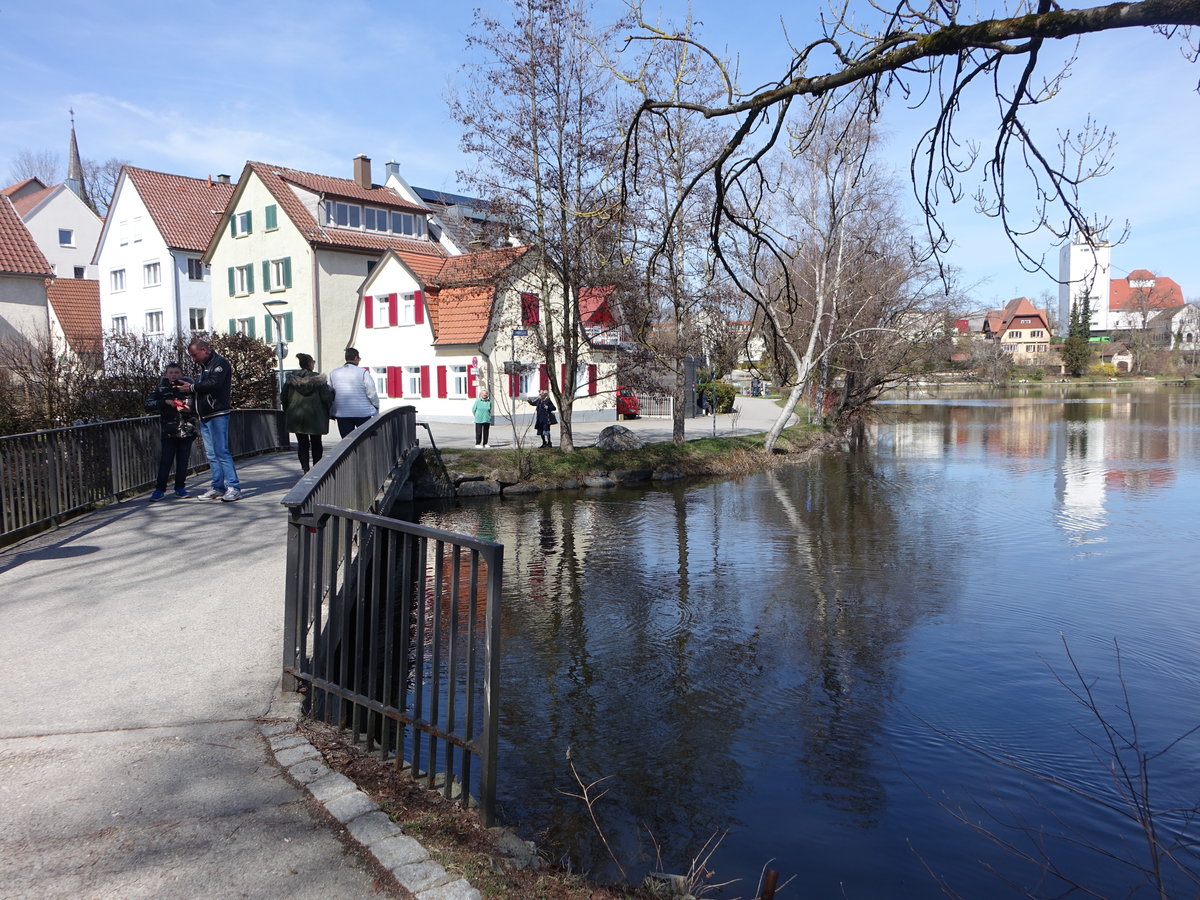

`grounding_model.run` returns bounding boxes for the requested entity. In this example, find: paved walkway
[0,398,789,899]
